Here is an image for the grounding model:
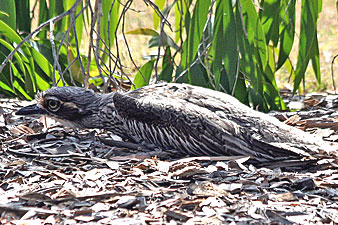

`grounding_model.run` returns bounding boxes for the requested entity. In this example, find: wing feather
[111,83,327,162]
